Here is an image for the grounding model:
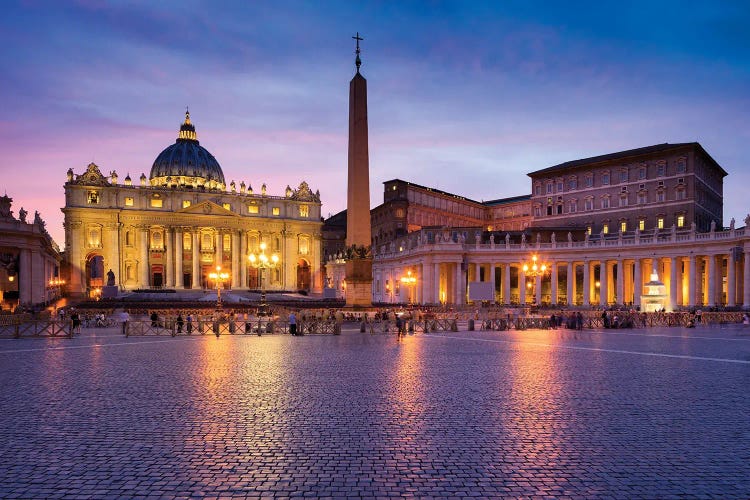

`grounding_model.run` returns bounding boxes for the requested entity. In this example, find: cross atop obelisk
[353,32,363,73]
